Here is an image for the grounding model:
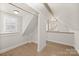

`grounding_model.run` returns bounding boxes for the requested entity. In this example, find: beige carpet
[0,41,79,56]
